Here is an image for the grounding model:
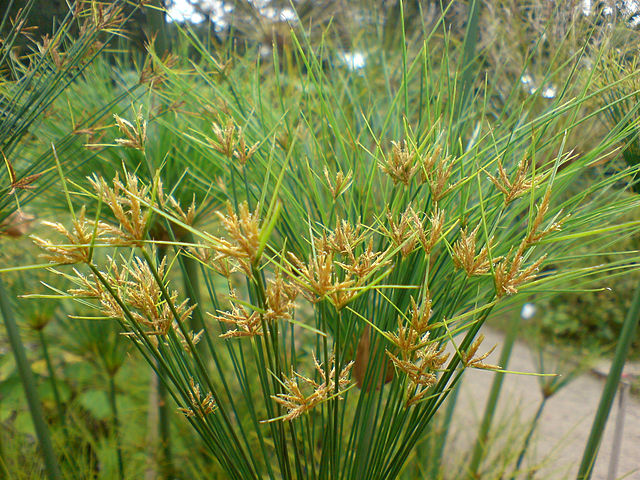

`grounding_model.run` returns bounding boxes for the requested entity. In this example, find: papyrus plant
[25,3,640,478]
[34,95,640,479]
